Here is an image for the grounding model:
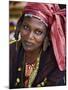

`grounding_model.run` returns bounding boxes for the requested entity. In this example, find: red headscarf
[23,2,66,71]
